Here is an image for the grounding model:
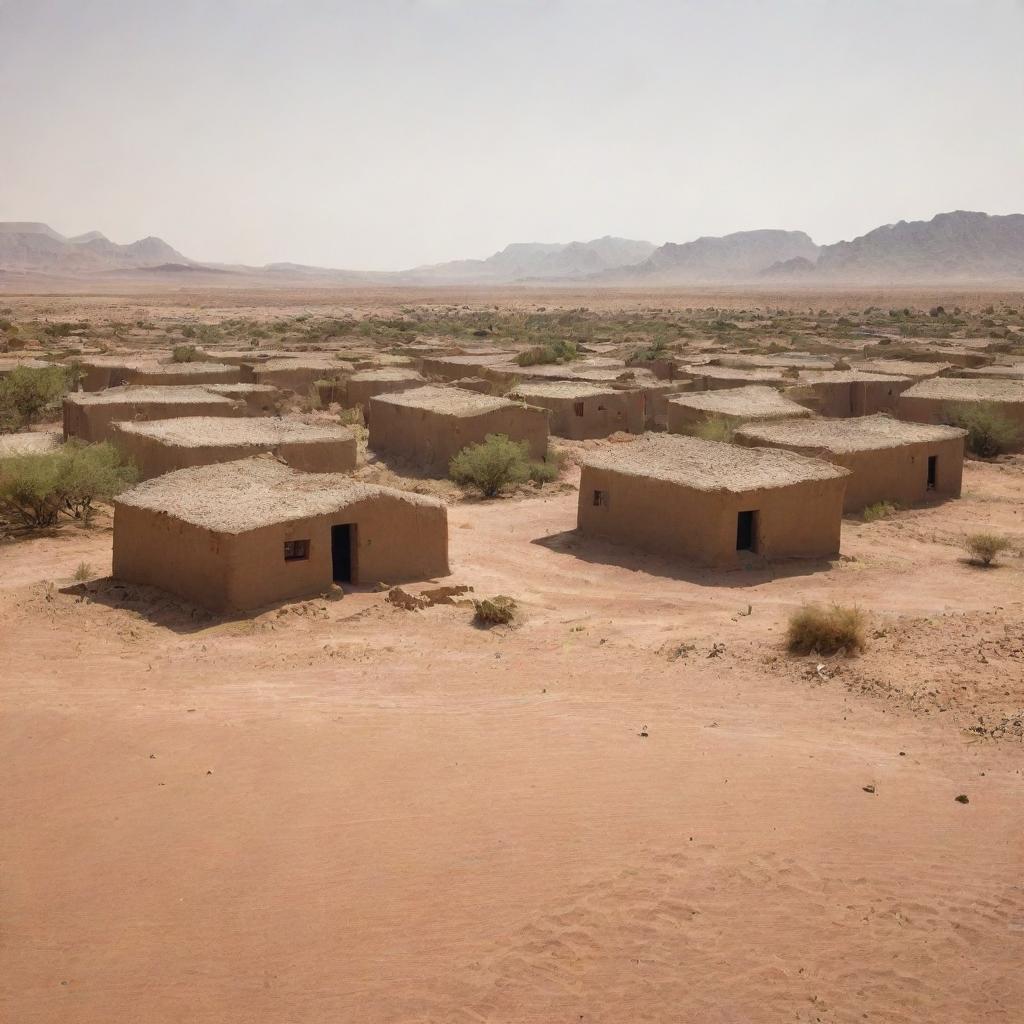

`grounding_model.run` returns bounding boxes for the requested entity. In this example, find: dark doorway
[331,524,355,583]
[736,510,757,552]
[927,455,937,490]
